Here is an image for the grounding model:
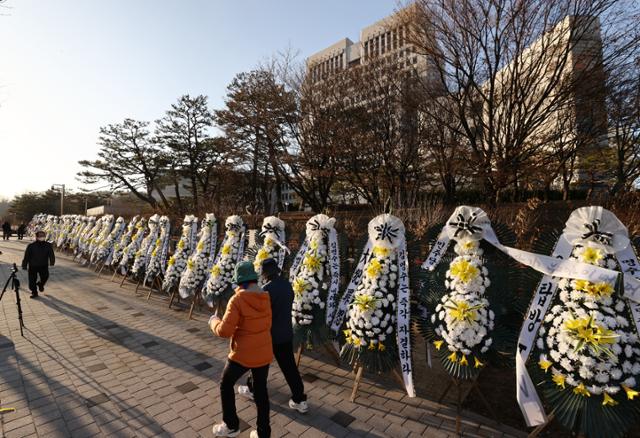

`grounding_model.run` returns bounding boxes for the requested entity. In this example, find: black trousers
[220,359,270,438]
[28,266,49,294]
[248,341,306,403]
